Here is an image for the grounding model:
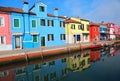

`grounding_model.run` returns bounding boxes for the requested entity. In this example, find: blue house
[9,1,66,49]
[29,2,66,47]
[100,24,107,40]
[10,2,38,49]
